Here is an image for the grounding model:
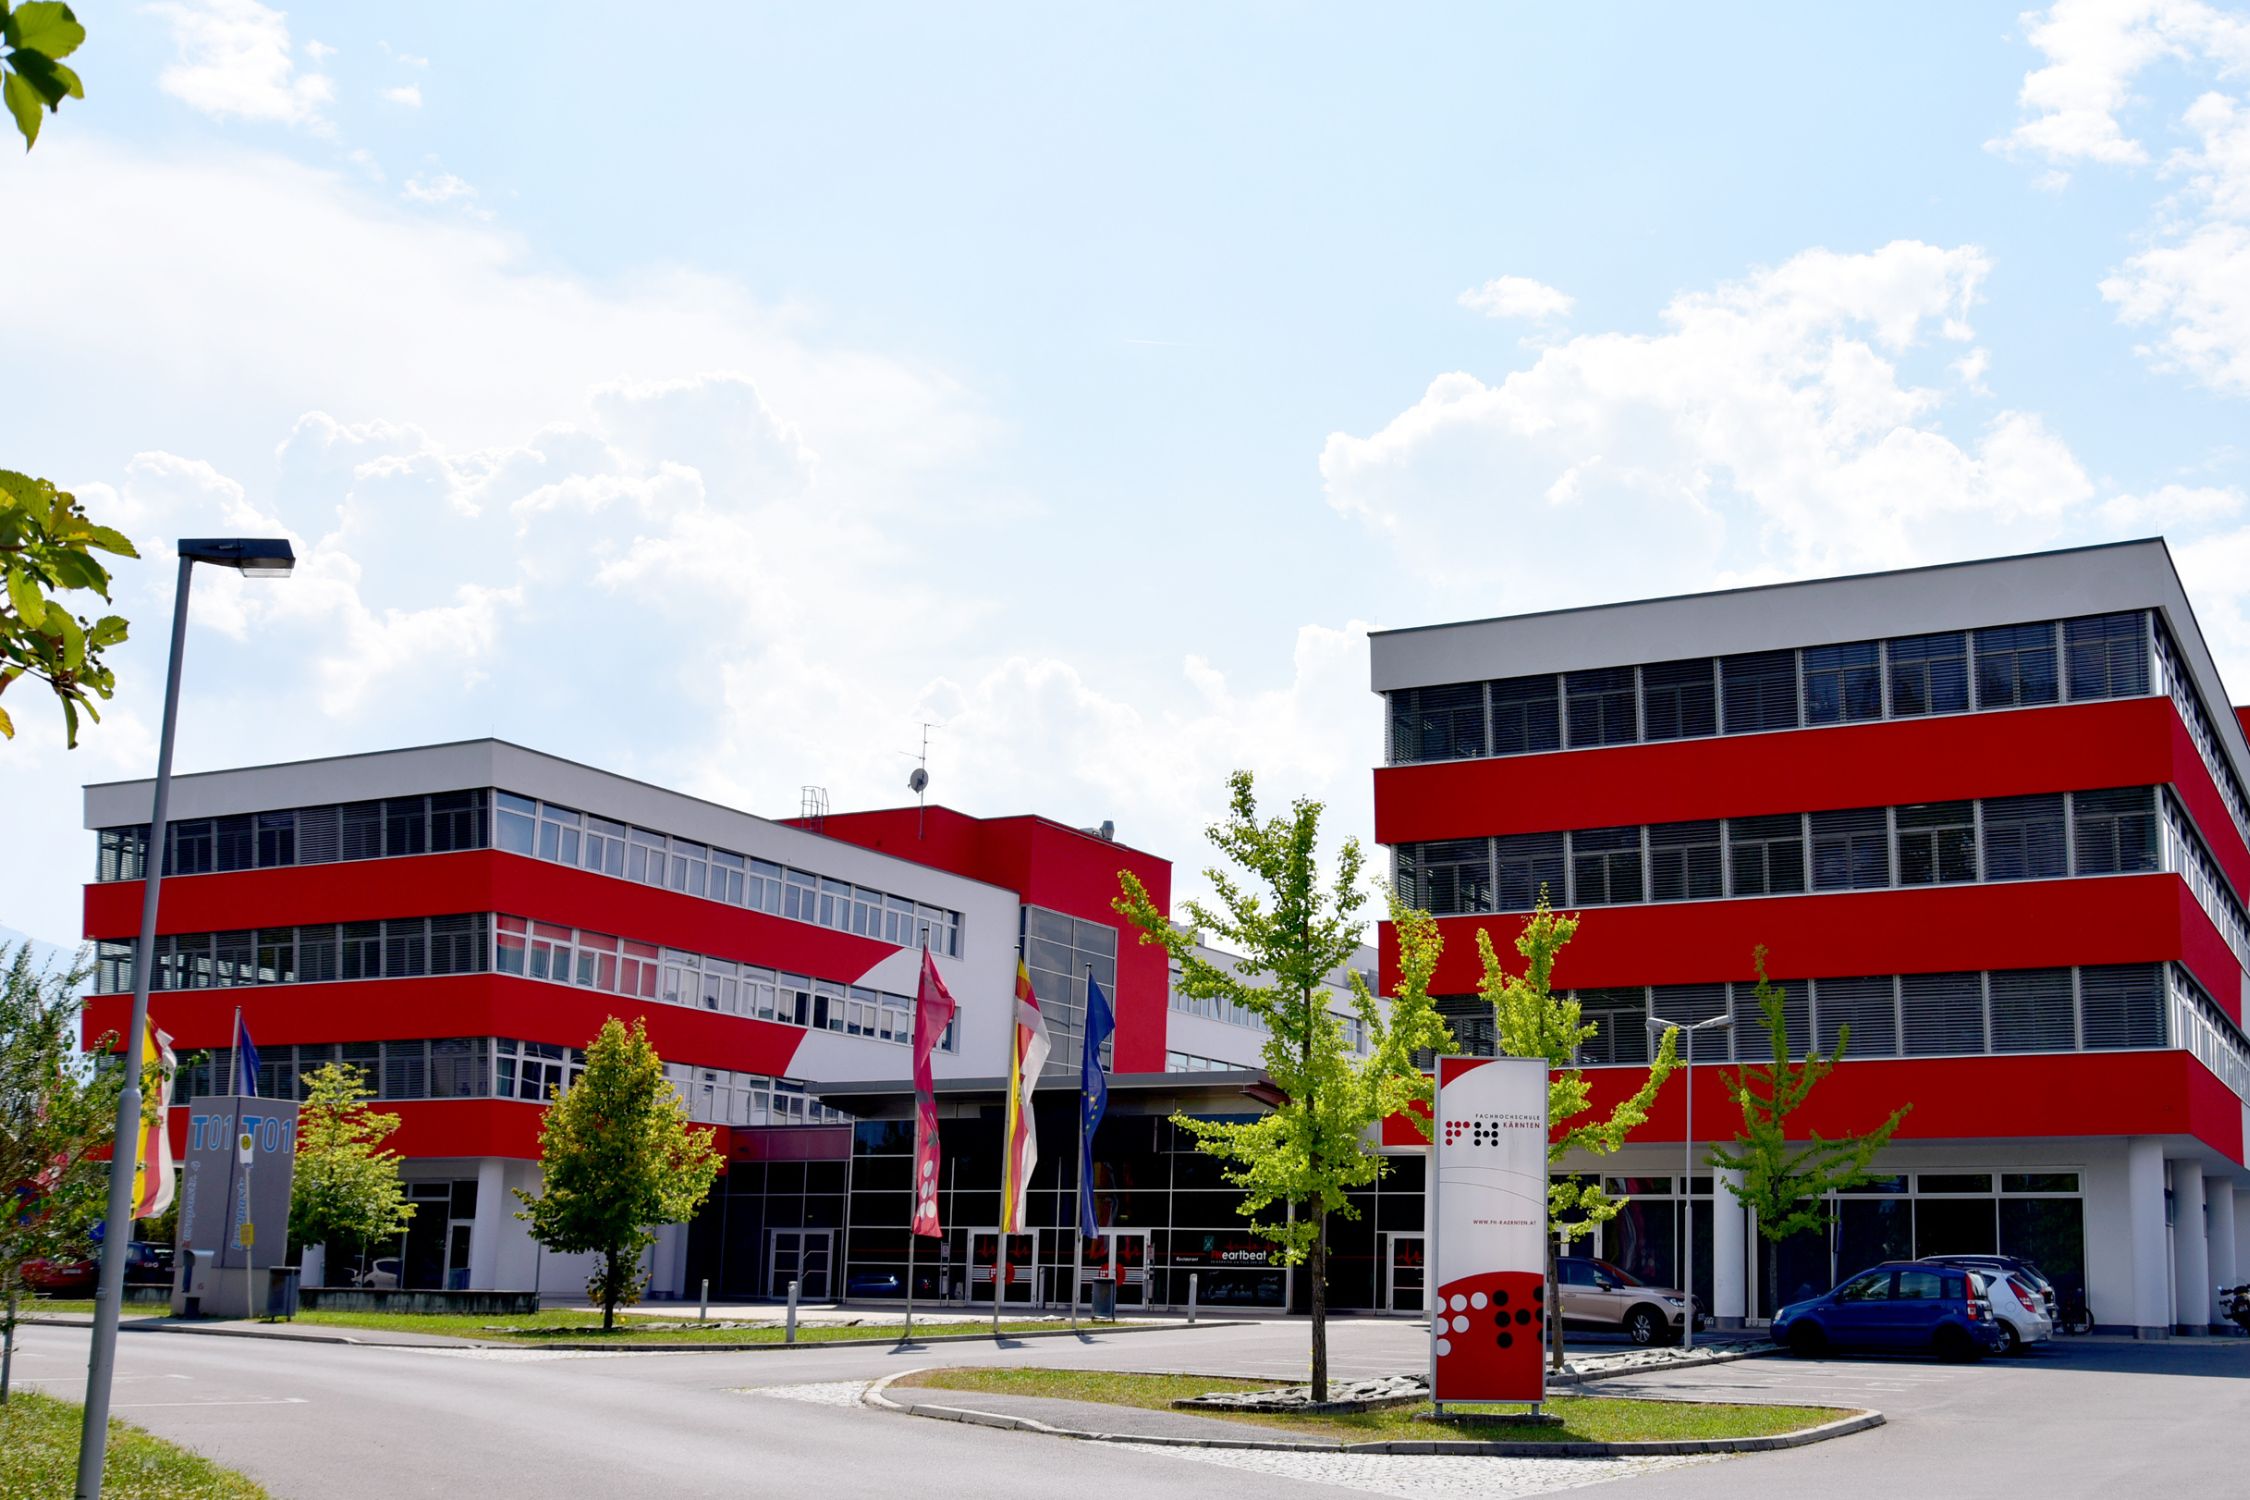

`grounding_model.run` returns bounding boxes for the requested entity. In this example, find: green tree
[1709,947,1910,1325]
[2,0,84,149]
[0,943,119,1402]
[289,1063,415,1283]
[0,471,136,746]
[514,1018,722,1330]
[1477,896,1681,1369]
[1115,771,1455,1401]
